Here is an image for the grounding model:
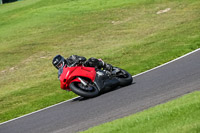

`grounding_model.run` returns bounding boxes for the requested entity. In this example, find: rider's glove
[76,57,86,65]
[78,57,86,62]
